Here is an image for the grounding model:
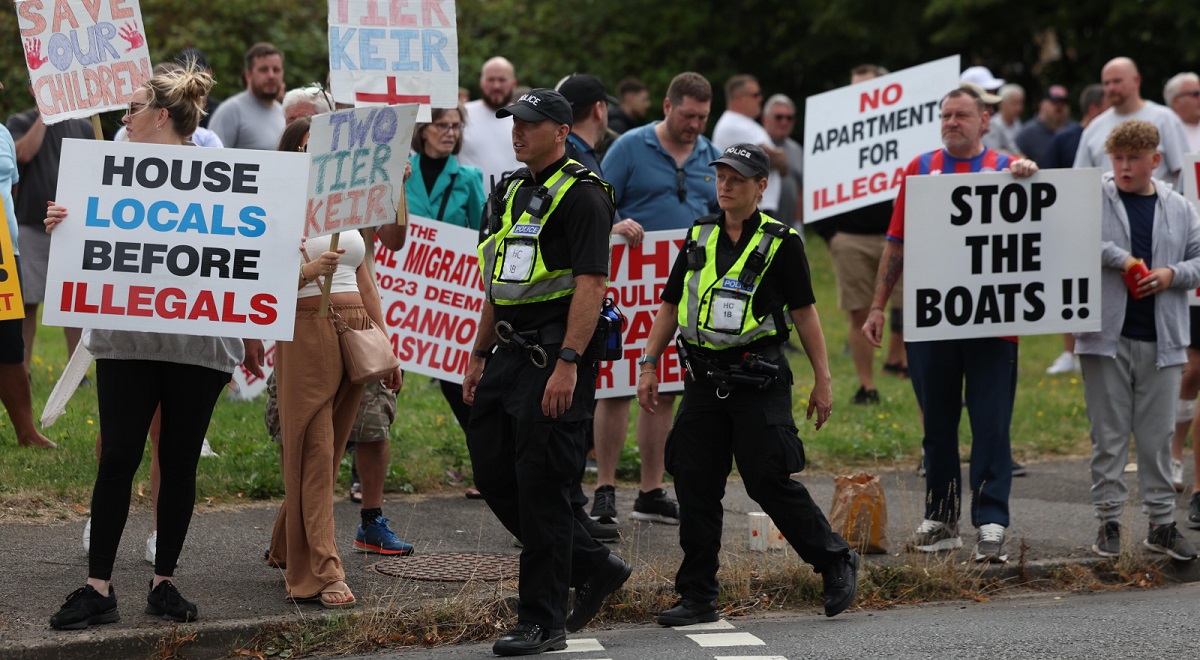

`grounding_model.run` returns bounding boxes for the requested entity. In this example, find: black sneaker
[590,485,618,525]
[492,622,566,656]
[822,550,859,617]
[566,553,632,632]
[1012,461,1027,477]
[1093,521,1120,558]
[575,508,620,543]
[146,580,198,622]
[656,598,719,627]
[1188,492,1200,531]
[1144,522,1198,561]
[852,386,880,405]
[50,585,119,630]
[630,488,679,524]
